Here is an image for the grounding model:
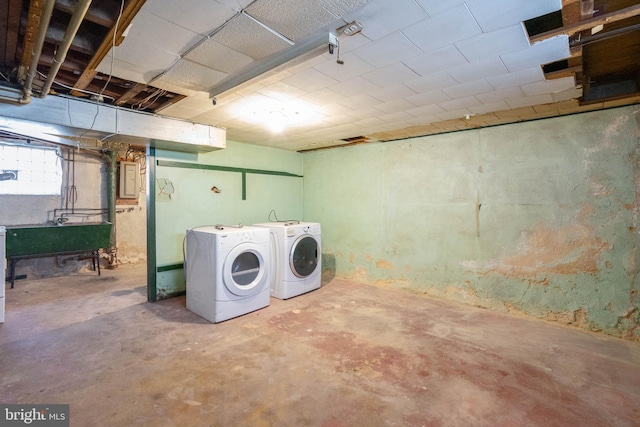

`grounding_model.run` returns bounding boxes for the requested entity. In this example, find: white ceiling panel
[520,77,576,97]
[404,47,468,77]
[486,67,544,90]
[506,94,554,109]
[370,83,418,103]
[362,63,419,87]
[184,39,254,74]
[466,0,562,33]
[143,0,239,35]
[124,10,201,56]
[213,12,292,60]
[447,58,508,84]
[352,32,423,68]
[344,0,428,40]
[245,0,337,41]
[443,80,494,99]
[154,60,228,92]
[328,76,380,98]
[112,0,587,150]
[313,52,377,82]
[404,71,458,93]
[501,36,569,72]
[401,5,481,54]
[282,67,340,92]
[455,24,531,63]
